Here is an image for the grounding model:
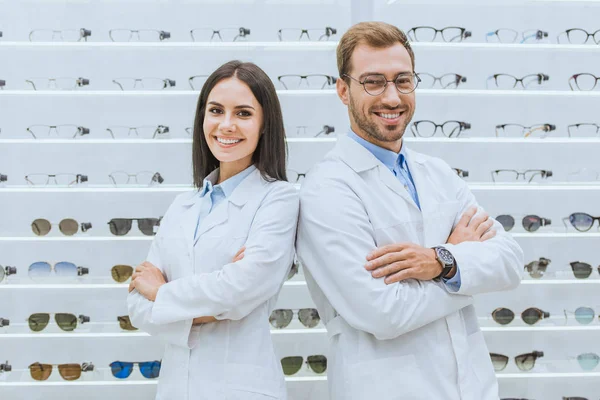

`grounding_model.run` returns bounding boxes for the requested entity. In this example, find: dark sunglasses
[110,360,161,379]
[107,218,161,236]
[565,212,600,232]
[31,218,92,236]
[28,313,89,332]
[524,257,551,279]
[496,214,551,232]
[269,308,320,329]
[280,355,327,376]
[570,261,600,279]
[492,307,550,325]
[111,264,133,283]
[29,362,94,381]
[117,315,137,331]
[0,318,9,328]
[490,351,543,371]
